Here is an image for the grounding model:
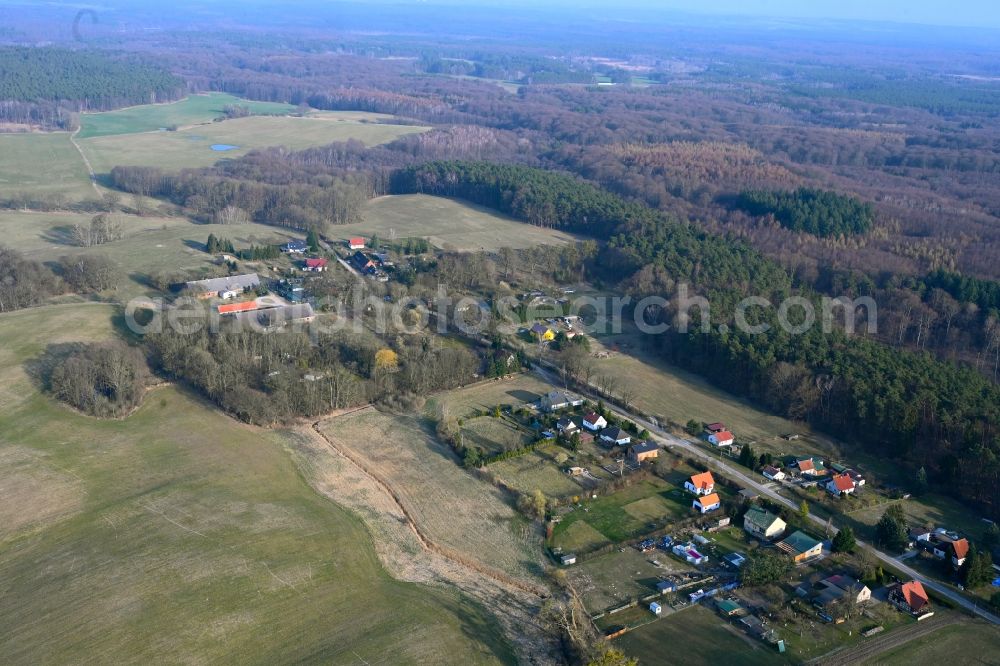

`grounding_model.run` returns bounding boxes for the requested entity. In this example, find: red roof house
[348,237,365,250]
[891,580,931,615]
[304,258,329,272]
[826,473,856,496]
